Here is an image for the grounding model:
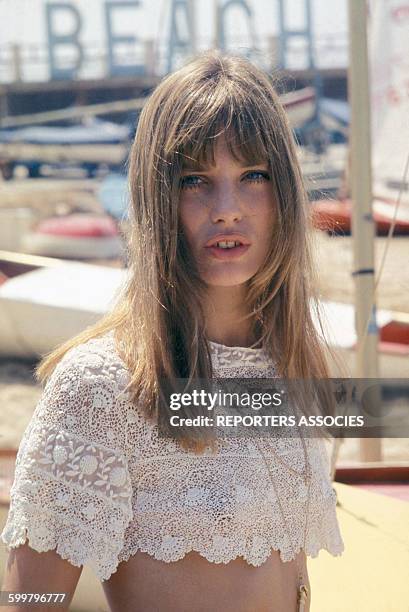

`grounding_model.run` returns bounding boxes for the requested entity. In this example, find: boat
[0,250,127,358]
[20,213,124,259]
[311,196,409,235]
[0,119,132,179]
[311,0,409,235]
